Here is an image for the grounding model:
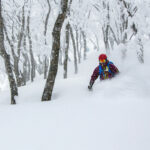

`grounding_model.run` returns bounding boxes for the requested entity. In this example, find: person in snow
[88,54,119,90]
